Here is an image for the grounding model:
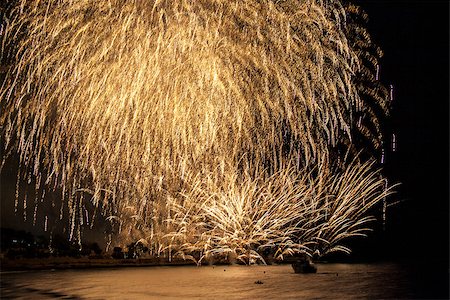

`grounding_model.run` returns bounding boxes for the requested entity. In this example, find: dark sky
[354,0,449,264]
